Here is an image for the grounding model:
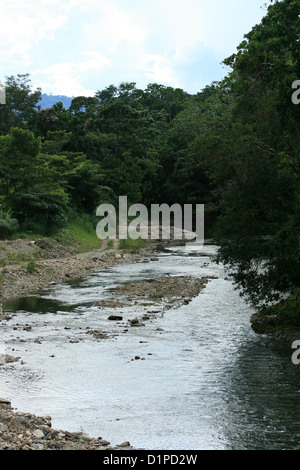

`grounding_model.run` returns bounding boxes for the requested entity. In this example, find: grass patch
[55,214,101,253]
[26,259,37,273]
[3,250,44,264]
[118,238,148,253]
[12,232,39,240]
